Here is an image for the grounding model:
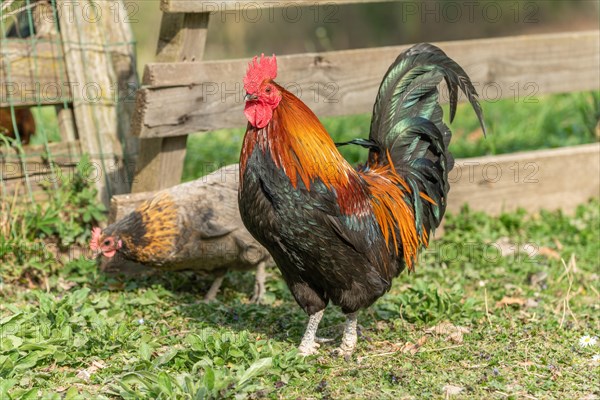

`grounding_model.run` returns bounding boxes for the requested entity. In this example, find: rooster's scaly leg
[298,309,324,356]
[333,312,358,358]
